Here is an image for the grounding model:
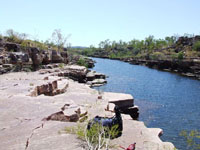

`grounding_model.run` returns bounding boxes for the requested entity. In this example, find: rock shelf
[0,68,174,150]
